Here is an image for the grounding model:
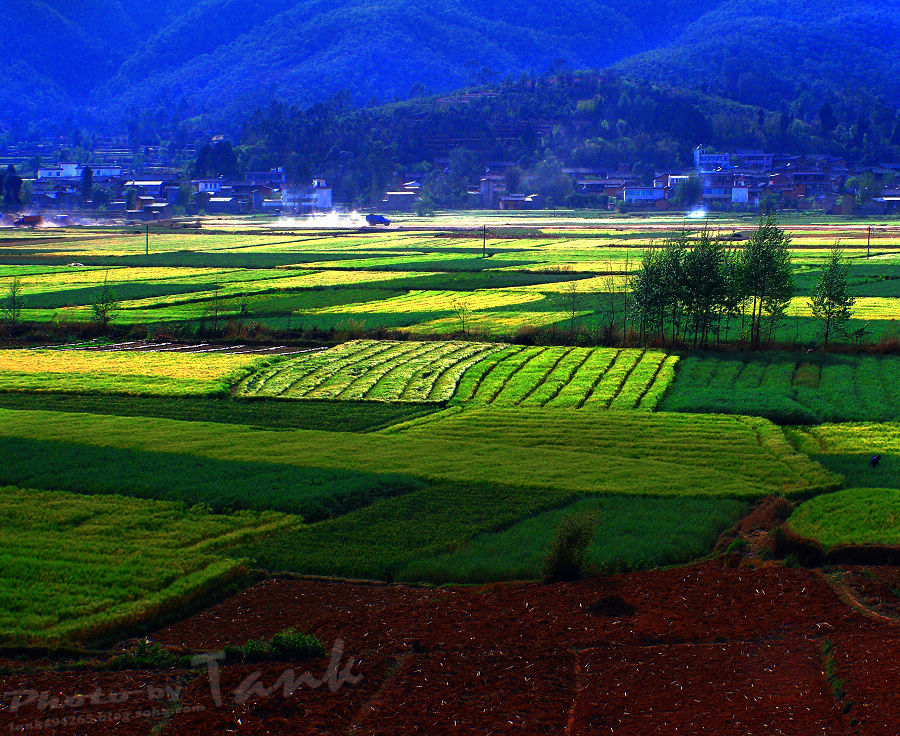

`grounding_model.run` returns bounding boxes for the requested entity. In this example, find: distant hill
[617,0,900,112]
[1,0,899,134]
